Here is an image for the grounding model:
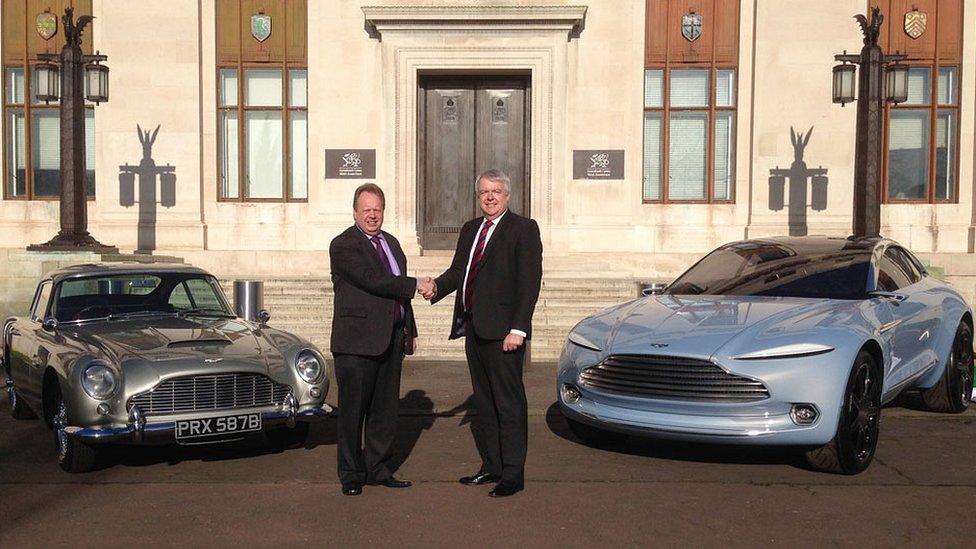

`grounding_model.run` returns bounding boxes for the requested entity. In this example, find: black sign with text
[573,150,625,180]
[325,149,376,179]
